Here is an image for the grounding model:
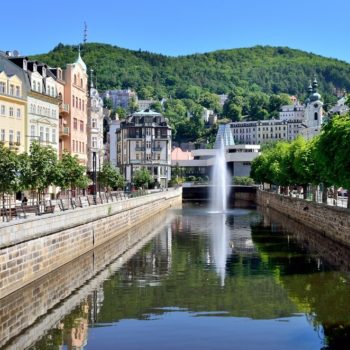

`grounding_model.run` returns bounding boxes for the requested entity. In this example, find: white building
[230,80,324,144]
[329,96,349,116]
[138,99,156,110]
[115,110,172,187]
[102,89,137,109]
[87,73,104,172]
